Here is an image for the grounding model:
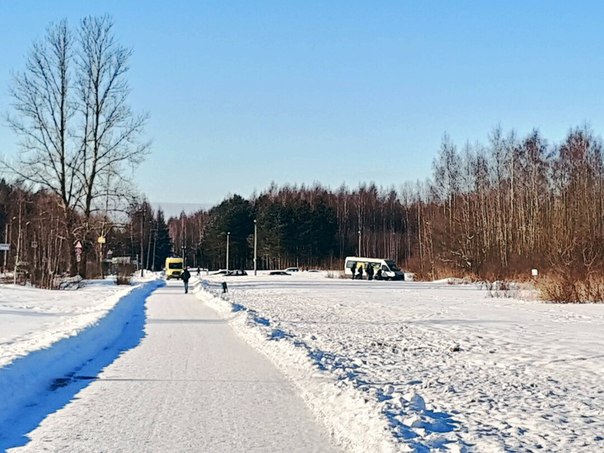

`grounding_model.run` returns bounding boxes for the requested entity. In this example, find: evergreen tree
[154,209,172,270]
[200,195,253,269]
